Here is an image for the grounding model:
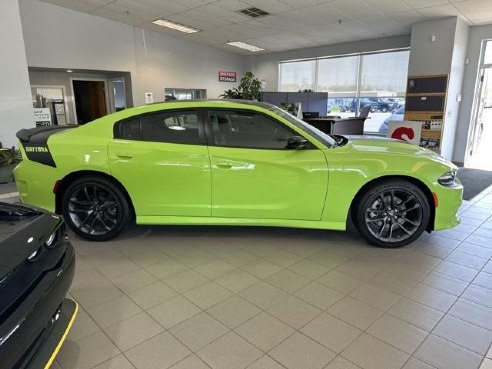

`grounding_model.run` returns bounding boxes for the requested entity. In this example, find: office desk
[303,117,365,135]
